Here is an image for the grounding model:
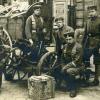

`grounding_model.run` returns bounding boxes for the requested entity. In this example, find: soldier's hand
[29,39,33,46]
[3,45,11,49]
[61,64,69,73]
[67,68,79,76]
